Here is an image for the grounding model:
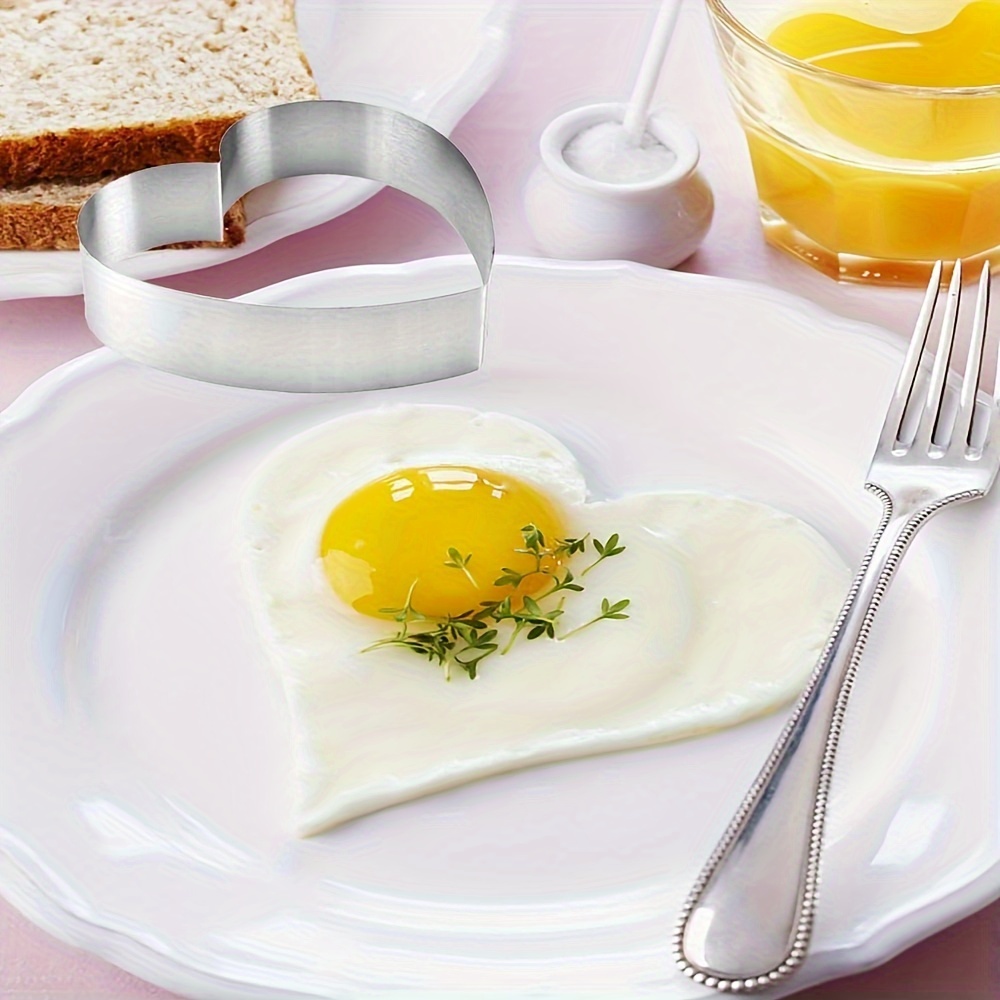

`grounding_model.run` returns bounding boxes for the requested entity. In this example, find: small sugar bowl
[525,101,713,269]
